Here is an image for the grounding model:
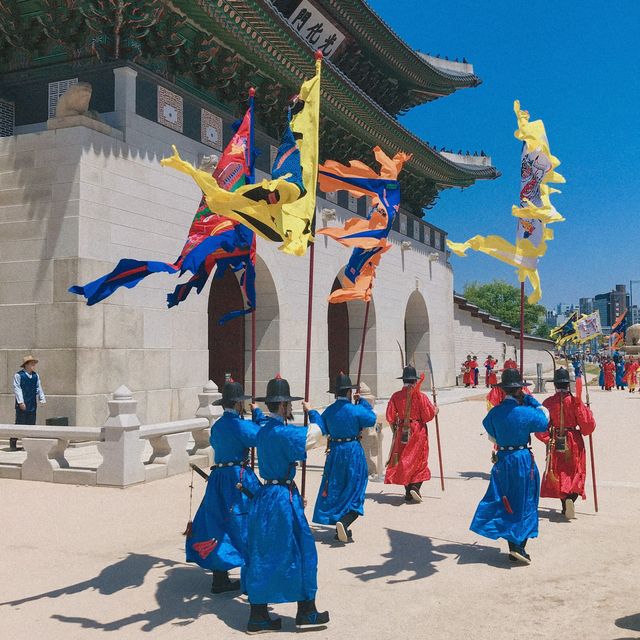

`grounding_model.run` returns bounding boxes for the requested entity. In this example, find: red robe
[623,361,638,385]
[484,358,498,386]
[536,392,596,499]
[384,387,436,485]
[462,360,472,386]
[603,361,616,390]
[468,359,479,386]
